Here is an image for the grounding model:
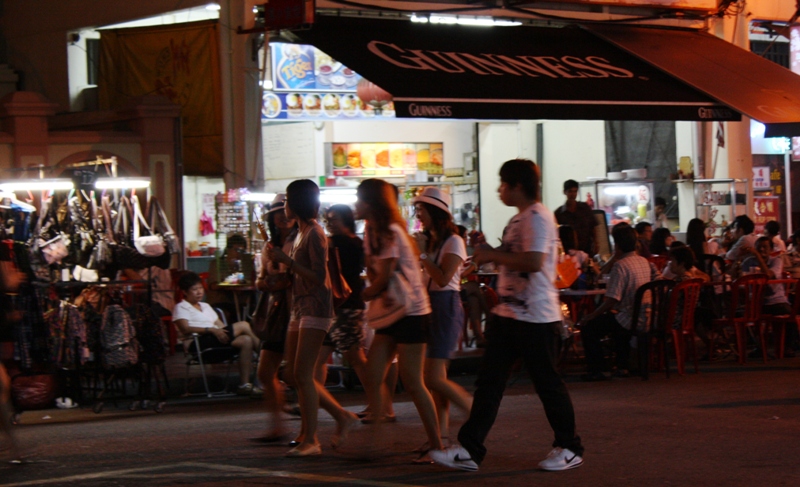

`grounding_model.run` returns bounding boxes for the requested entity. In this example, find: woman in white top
[413,187,472,457]
[267,180,357,457]
[356,179,444,460]
[172,272,259,395]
